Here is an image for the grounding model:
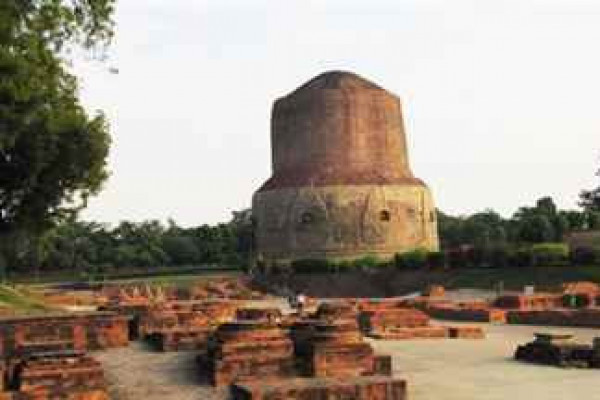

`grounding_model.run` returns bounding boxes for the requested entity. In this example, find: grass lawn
[0,285,49,313]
